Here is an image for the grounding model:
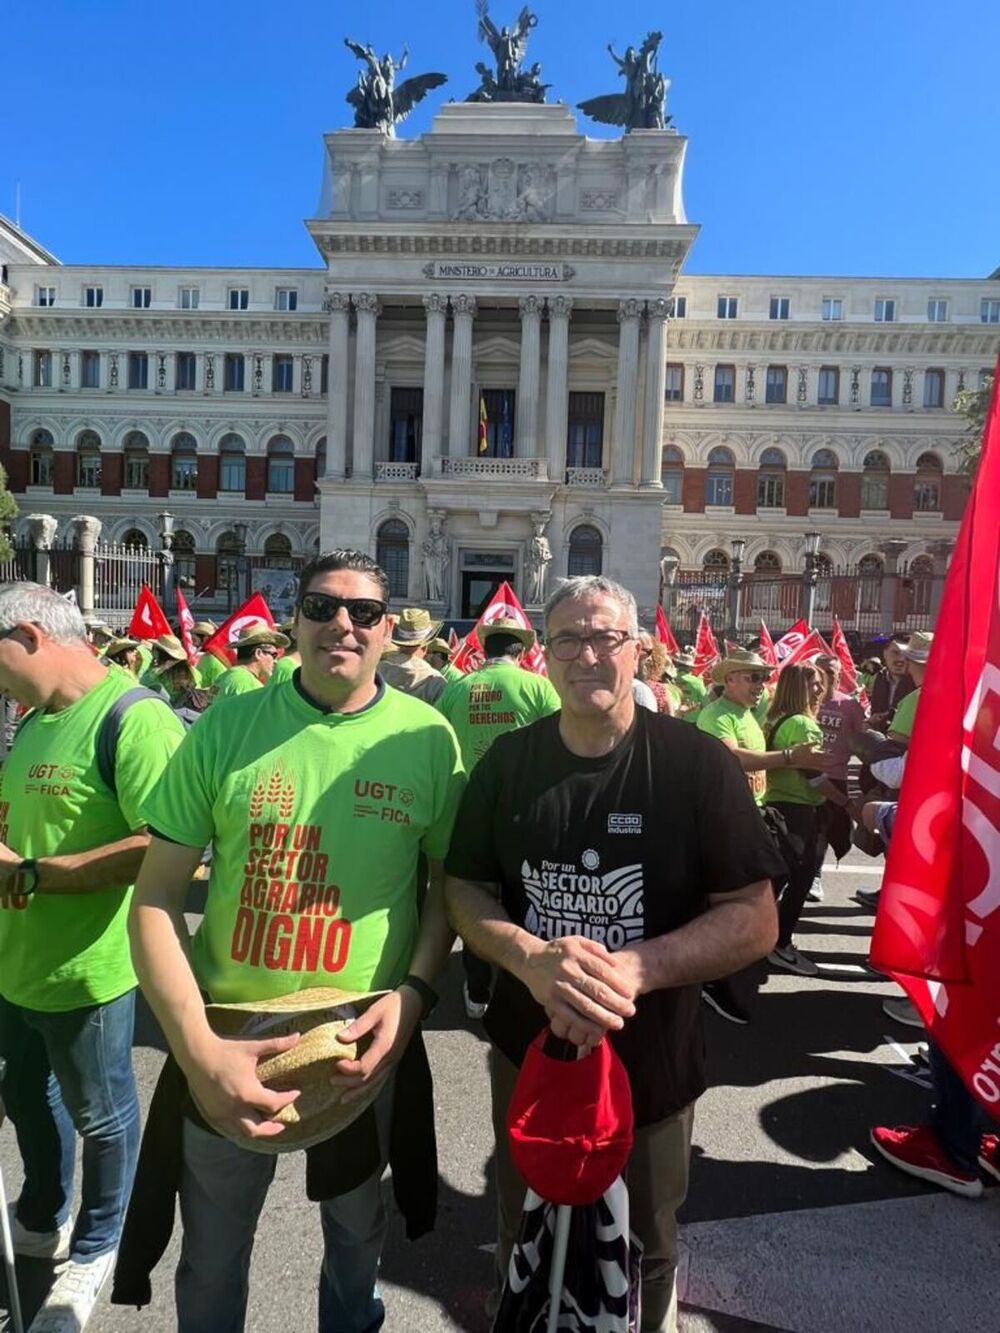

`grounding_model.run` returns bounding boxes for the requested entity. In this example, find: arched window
[267,435,295,494]
[218,433,246,493]
[907,554,935,617]
[750,550,783,613]
[661,445,684,504]
[754,550,782,573]
[263,533,293,567]
[171,432,198,491]
[702,548,729,571]
[567,524,603,577]
[121,527,148,550]
[76,430,102,489]
[914,452,942,512]
[809,447,838,509]
[858,553,883,613]
[217,530,243,599]
[375,519,410,598]
[315,435,327,481]
[861,450,890,510]
[172,529,196,586]
[815,552,833,612]
[29,429,53,486]
[756,447,786,508]
[123,430,150,491]
[705,446,734,507]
